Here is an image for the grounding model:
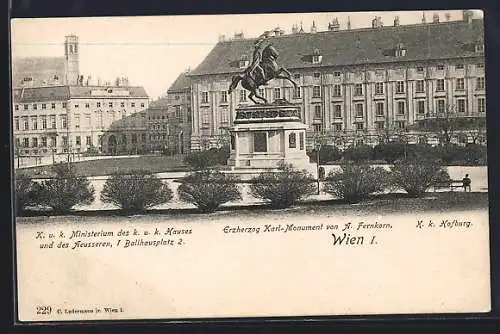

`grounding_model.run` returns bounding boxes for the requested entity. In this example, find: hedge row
[15,160,452,216]
[308,143,487,165]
